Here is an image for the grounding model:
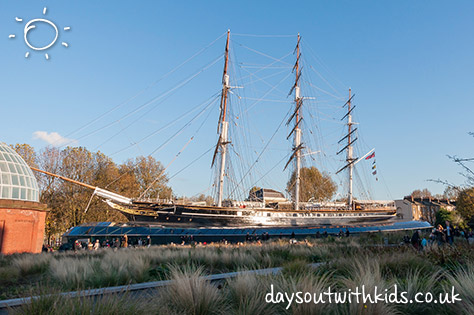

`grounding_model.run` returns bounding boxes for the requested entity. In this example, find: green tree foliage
[287,166,336,202]
[435,208,453,228]
[456,187,474,226]
[12,144,173,239]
